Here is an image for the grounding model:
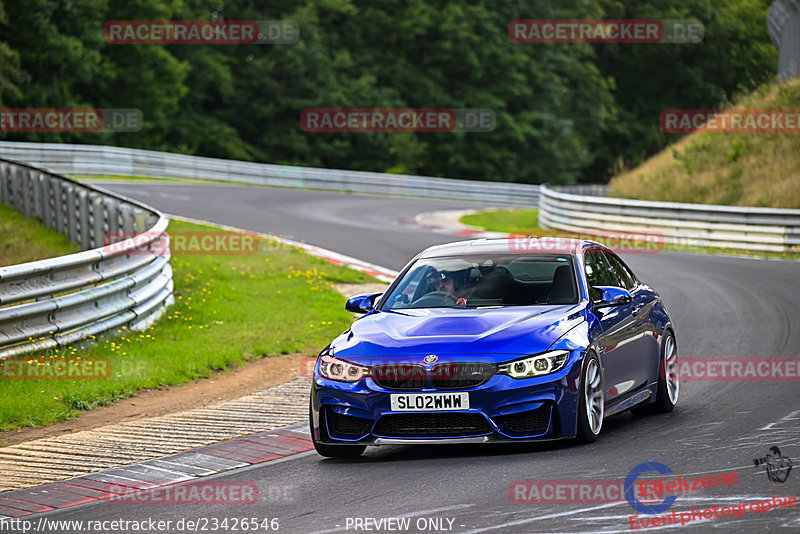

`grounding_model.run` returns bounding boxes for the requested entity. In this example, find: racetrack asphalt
[20,182,800,533]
